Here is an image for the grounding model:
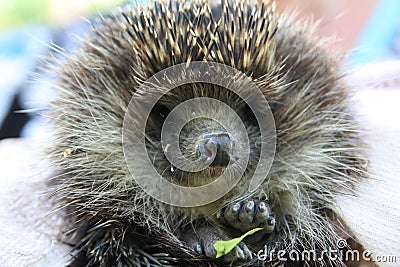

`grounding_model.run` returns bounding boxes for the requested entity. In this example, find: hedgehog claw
[218,199,275,243]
